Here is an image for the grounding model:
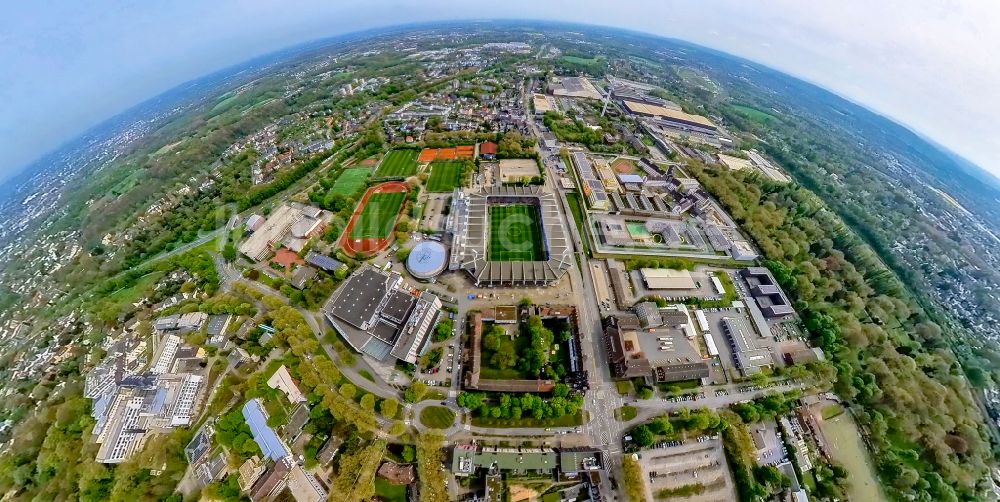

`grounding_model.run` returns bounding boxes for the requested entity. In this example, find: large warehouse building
[621,100,718,133]
[448,186,572,286]
[322,266,441,363]
[640,268,697,290]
